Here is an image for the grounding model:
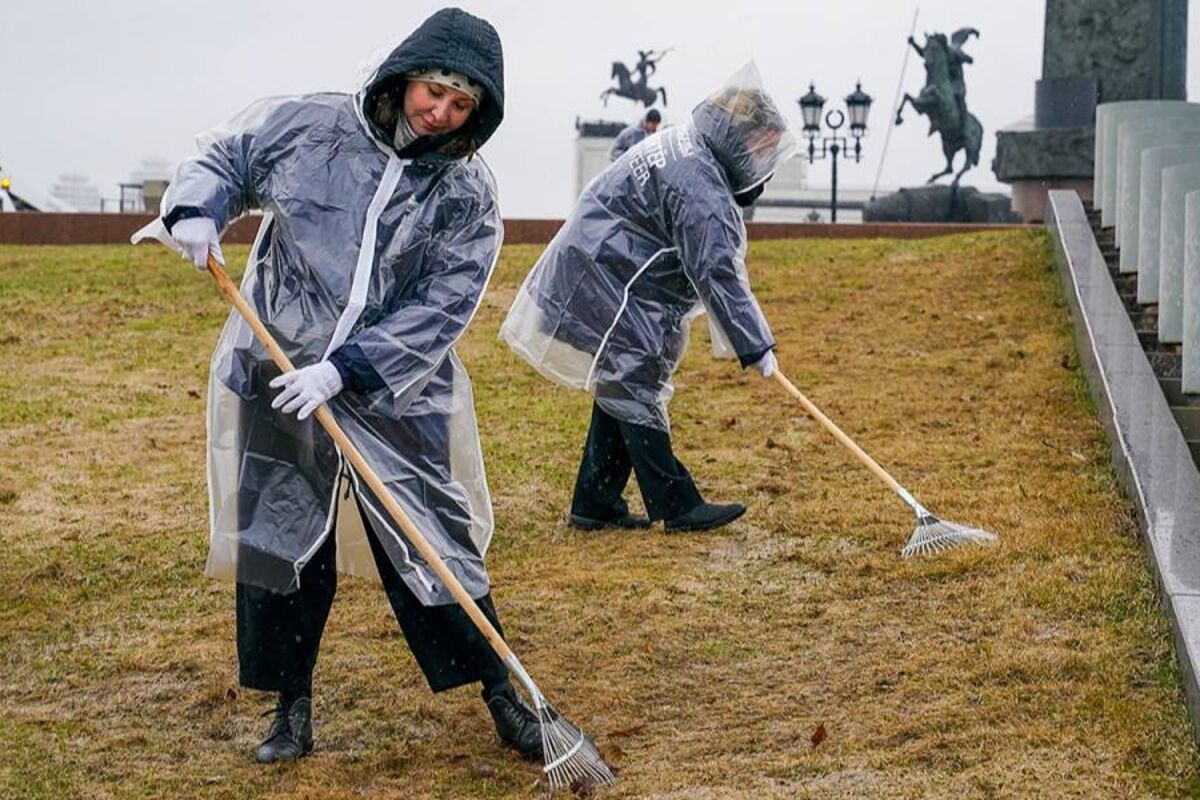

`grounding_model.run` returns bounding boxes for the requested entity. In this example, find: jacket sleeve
[666,168,775,364]
[337,180,503,412]
[328,342,388,394]
[160,97,303,230]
